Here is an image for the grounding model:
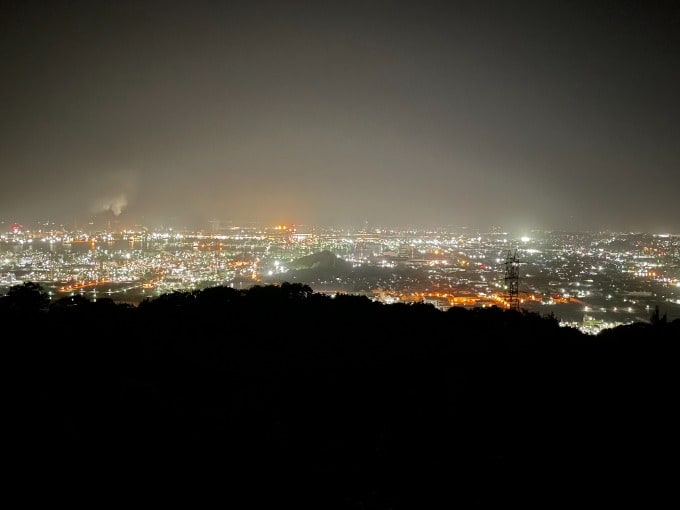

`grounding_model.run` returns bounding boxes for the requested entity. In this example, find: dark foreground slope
[5,282,679,508]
